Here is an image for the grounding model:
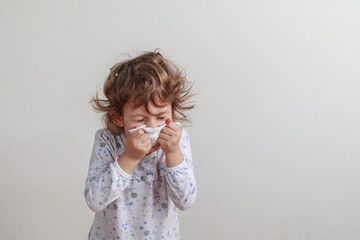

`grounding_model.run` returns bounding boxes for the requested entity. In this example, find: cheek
[123,125,134,134]
[123,126,130,137]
